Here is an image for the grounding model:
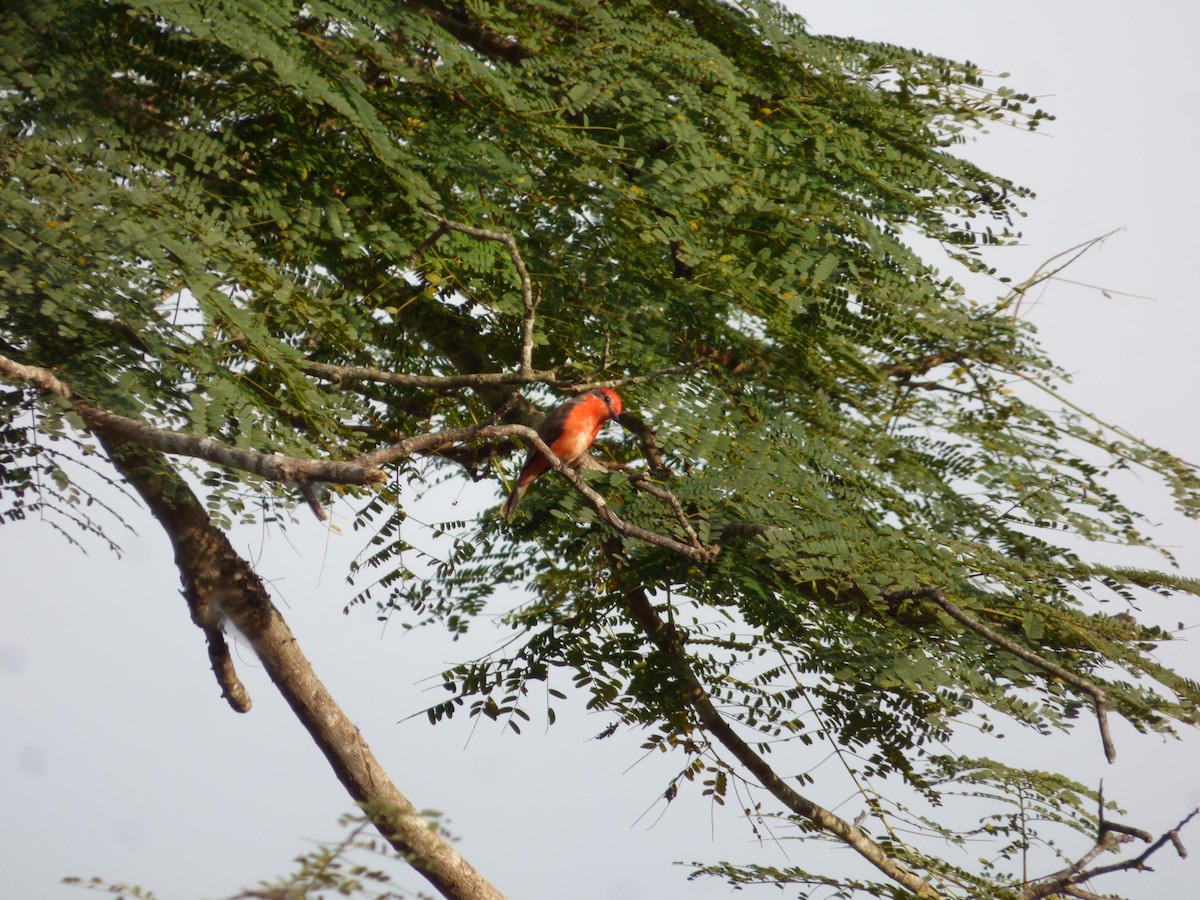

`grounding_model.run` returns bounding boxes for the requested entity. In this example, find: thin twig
[1081,809,1198,881]
[423,213,538,376]
[1008,229,1120,320]
[302,359,561,388]
[629,473,704,552]
[303,357,706,394]
[998,364,1199,472]
[569,358,708,391]
[482,424,718,562]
